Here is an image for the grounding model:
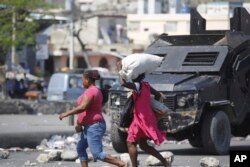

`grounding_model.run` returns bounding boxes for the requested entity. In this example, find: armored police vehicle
[109,8,250,155]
